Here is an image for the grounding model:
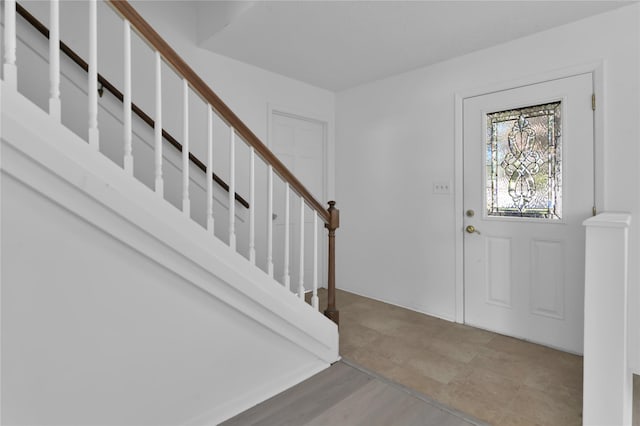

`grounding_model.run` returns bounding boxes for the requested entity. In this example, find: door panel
[485,236,512,308]
[463,73,593,354]
[530,239,565,319]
